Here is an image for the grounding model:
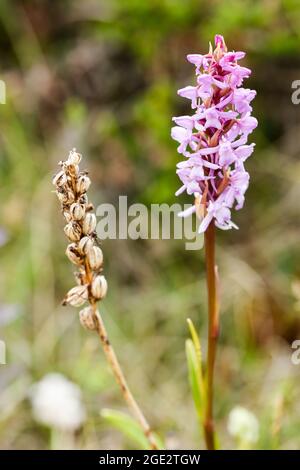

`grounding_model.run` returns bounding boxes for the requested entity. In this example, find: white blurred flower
[227,406,259,445]
[30,373,86,431]
[0,303,21,326]
[0,227,8,247]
